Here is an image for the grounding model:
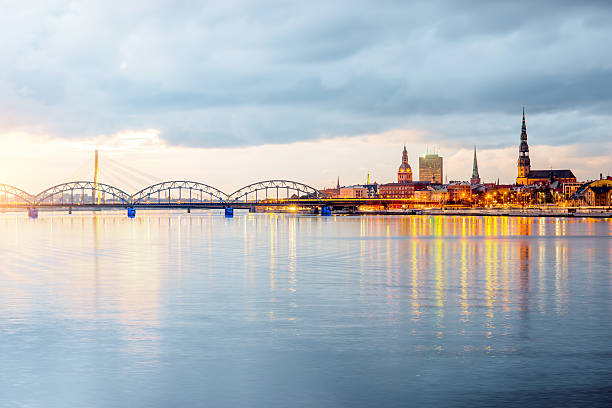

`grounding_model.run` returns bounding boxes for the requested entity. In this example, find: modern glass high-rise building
[419,153,443,183]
